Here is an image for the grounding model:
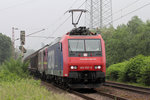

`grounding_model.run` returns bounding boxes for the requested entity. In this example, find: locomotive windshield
[69,39,101,52]
[85,40,101,51]
[69,40,84,51]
